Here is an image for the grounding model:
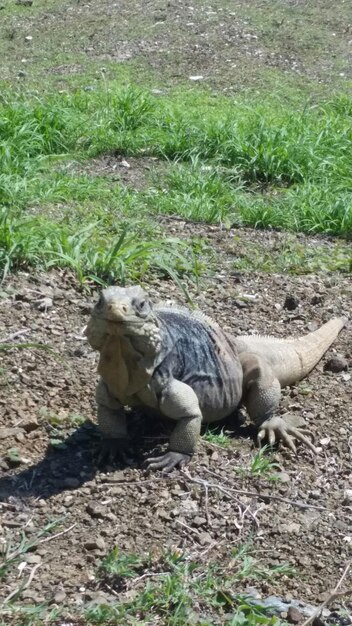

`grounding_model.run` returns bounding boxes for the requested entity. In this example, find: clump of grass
[91,546,292,625]
[236,446,282,482]
[0,518,64,585]
[0,544,294,624]
[202,427,233,448]
[231,236,352,274]
[0,208,199,289]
